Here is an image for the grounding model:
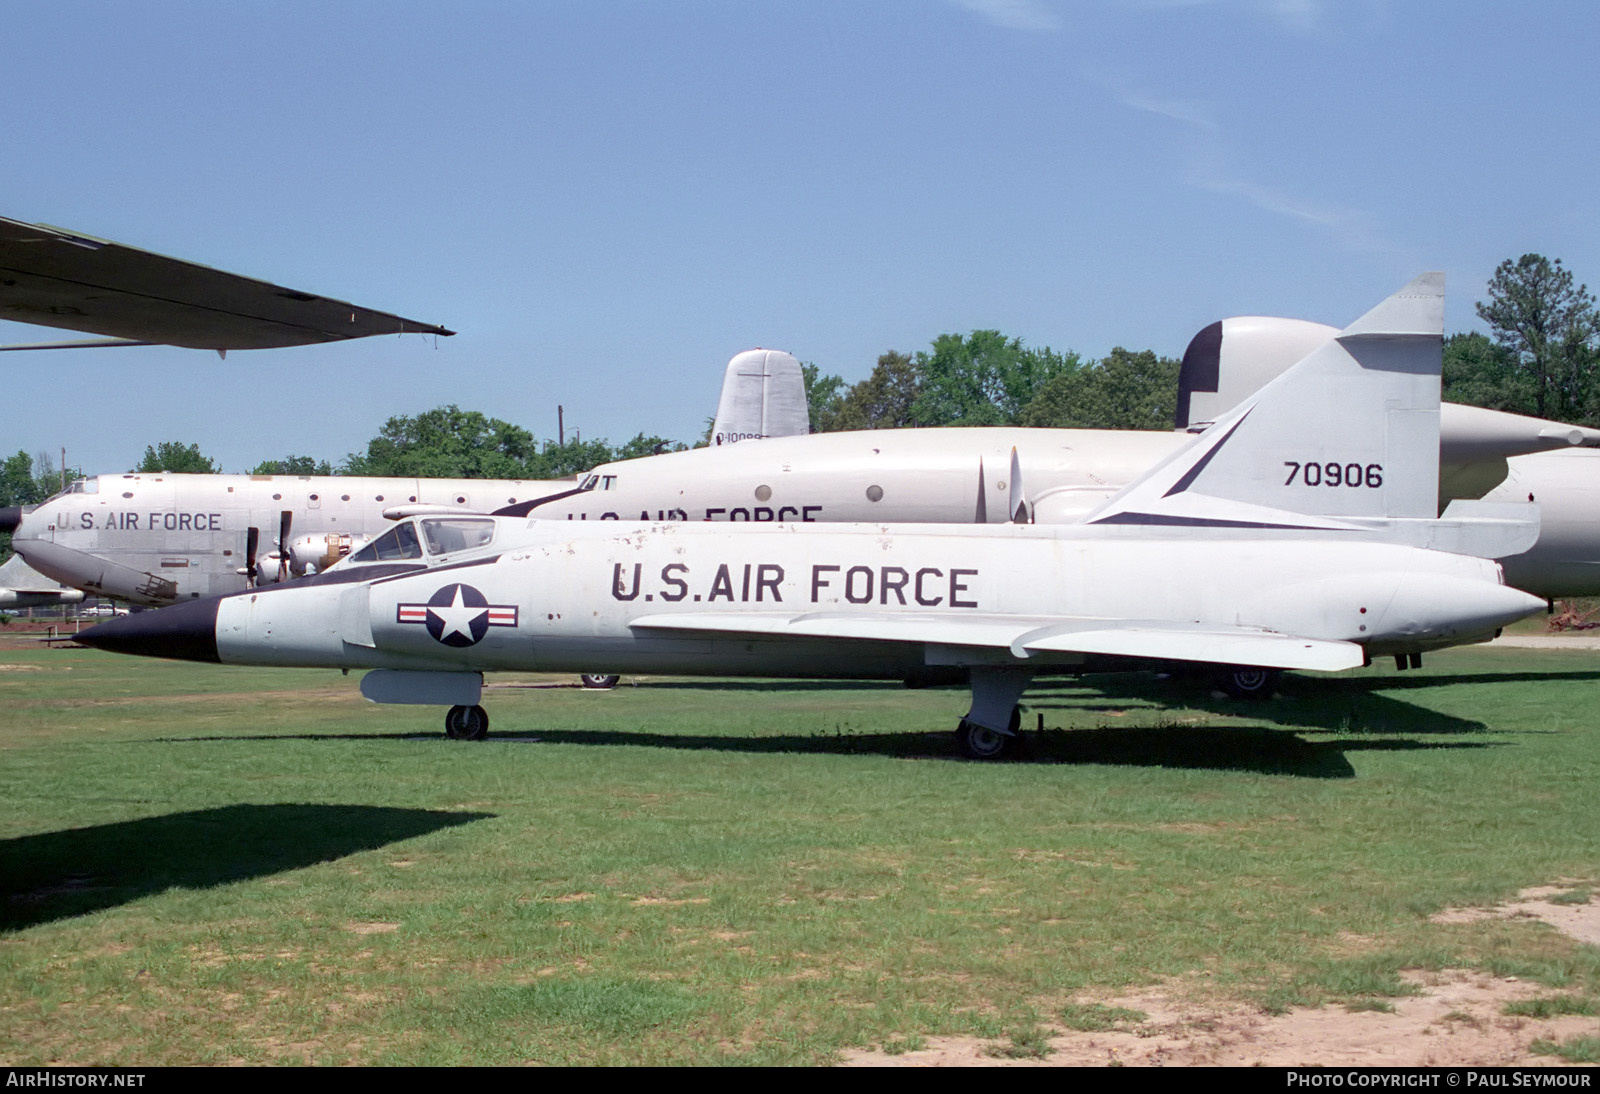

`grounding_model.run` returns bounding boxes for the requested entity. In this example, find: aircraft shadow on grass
[0,803,491,932]
[1320,669,1600,694]
[501,666,1520,771]
[1029,673,1495,737]
[141,664,1544,778]
[502,721,1495,779]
